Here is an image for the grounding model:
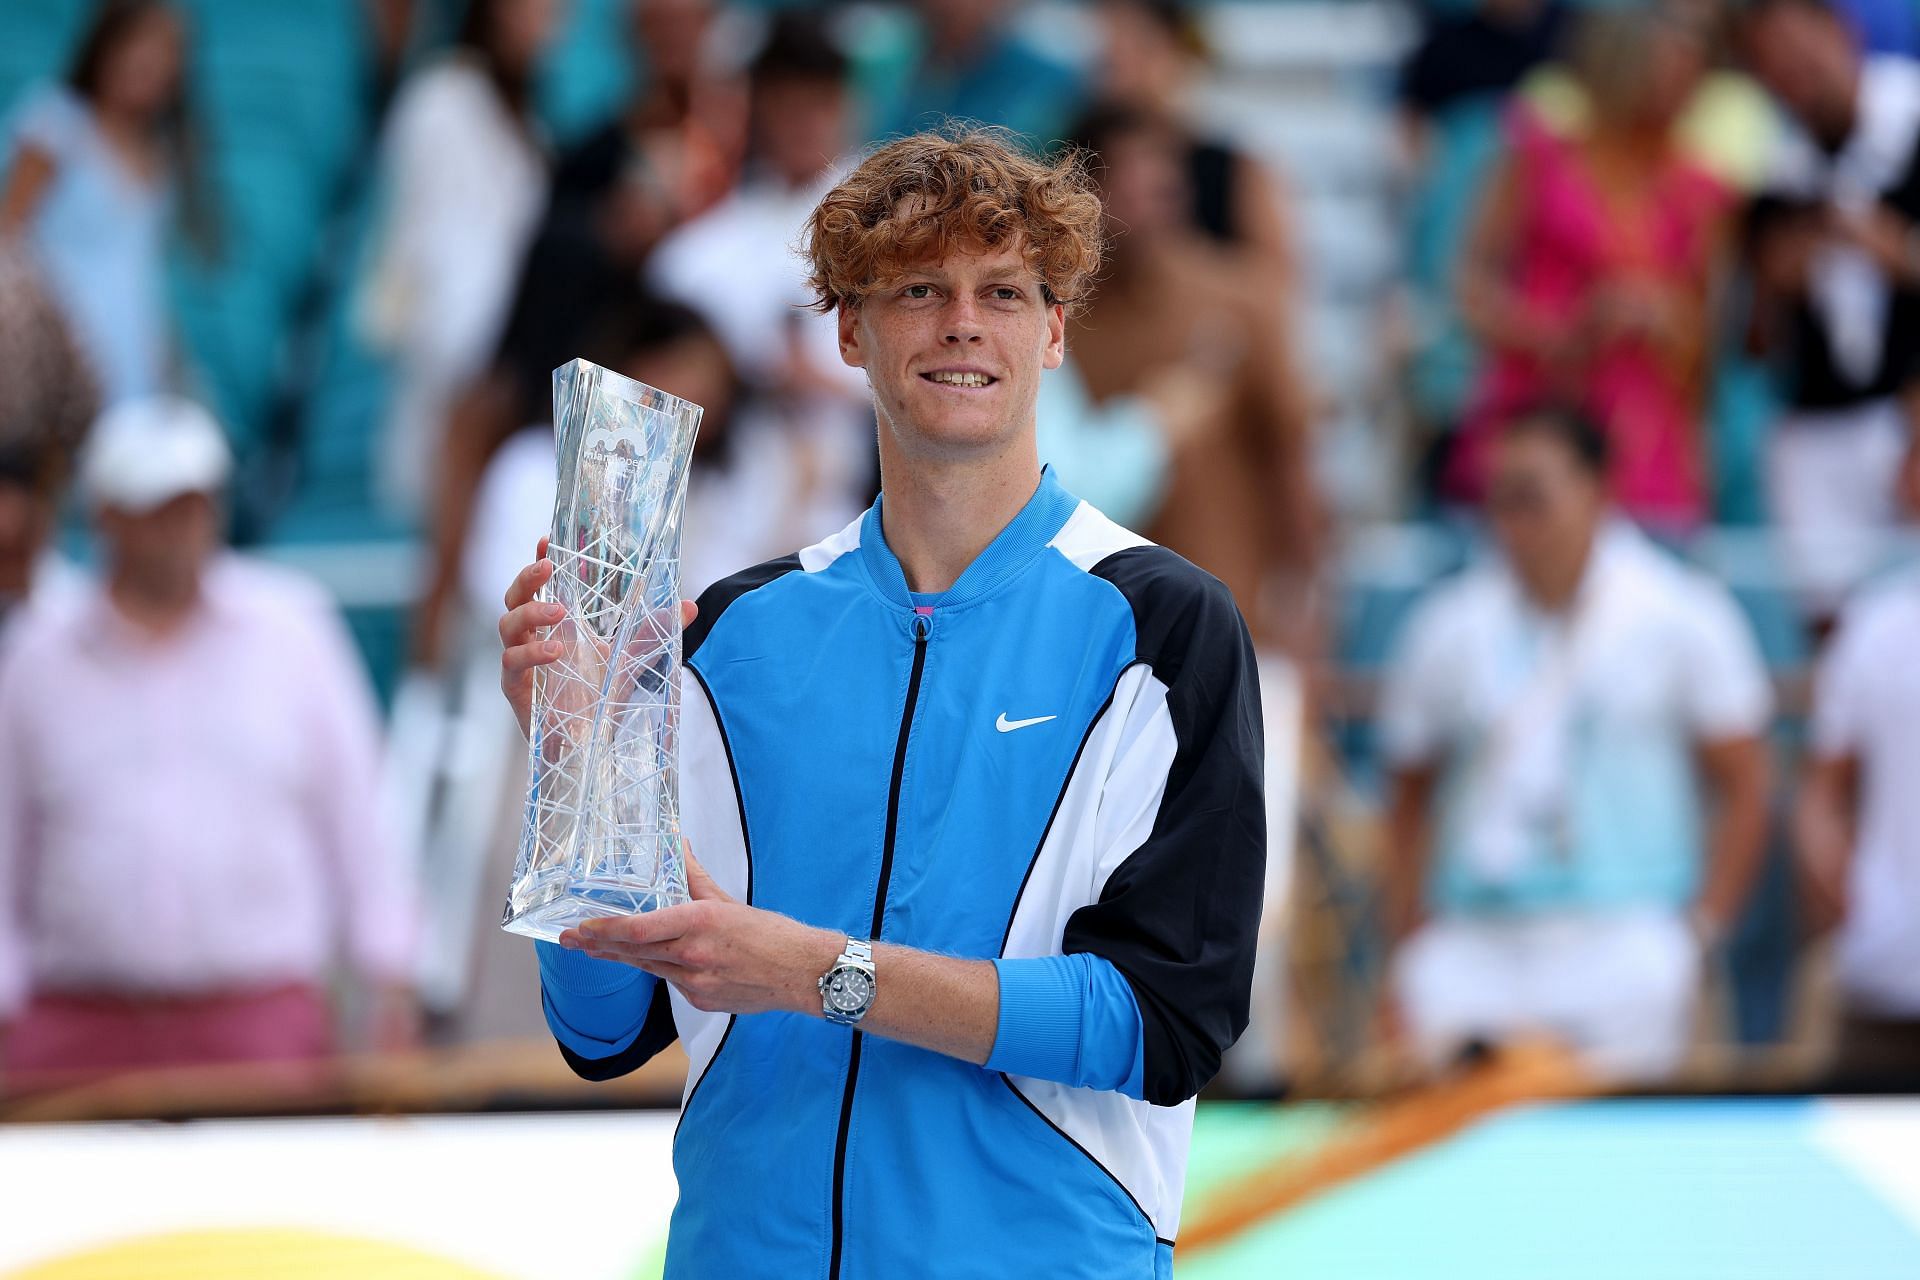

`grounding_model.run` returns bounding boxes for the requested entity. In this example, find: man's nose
[942,295,984,344]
